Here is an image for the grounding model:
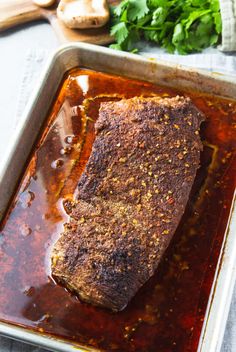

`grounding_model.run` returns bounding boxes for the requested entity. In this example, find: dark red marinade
[0,69,235,352]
